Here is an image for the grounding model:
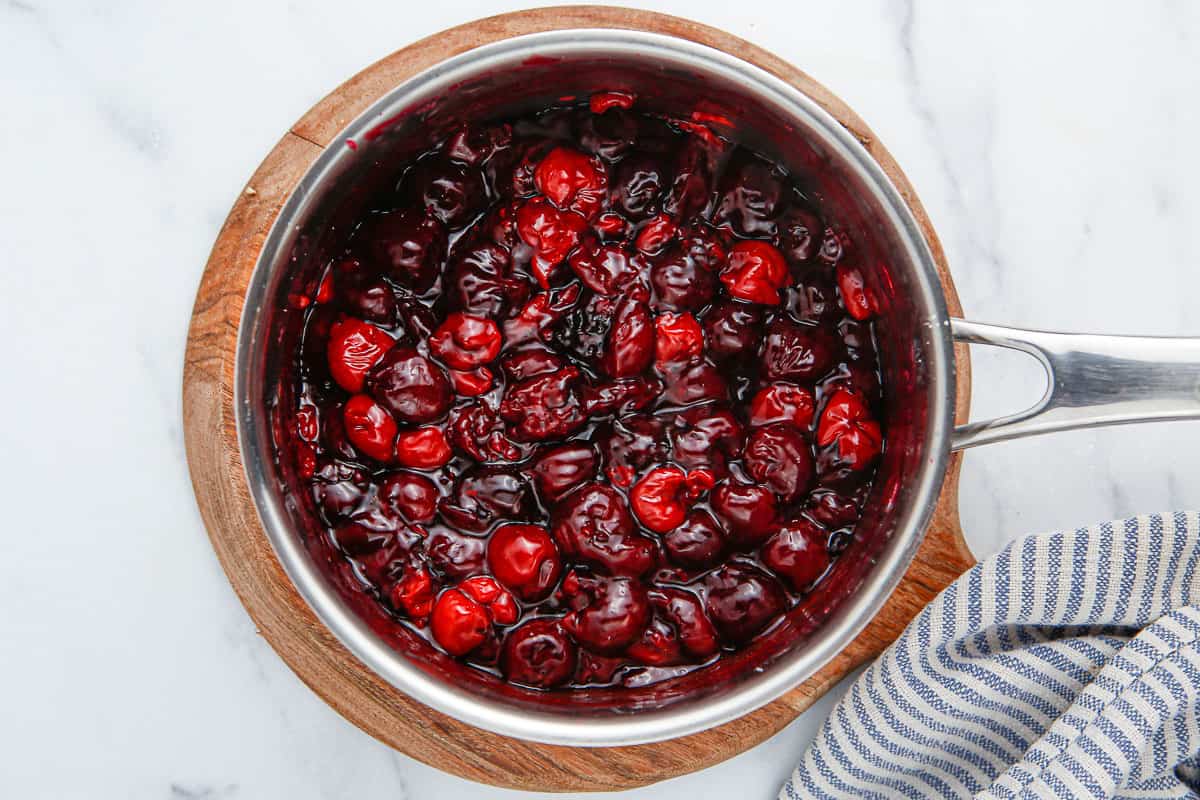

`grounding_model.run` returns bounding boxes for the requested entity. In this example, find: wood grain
[183,6,973,791]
